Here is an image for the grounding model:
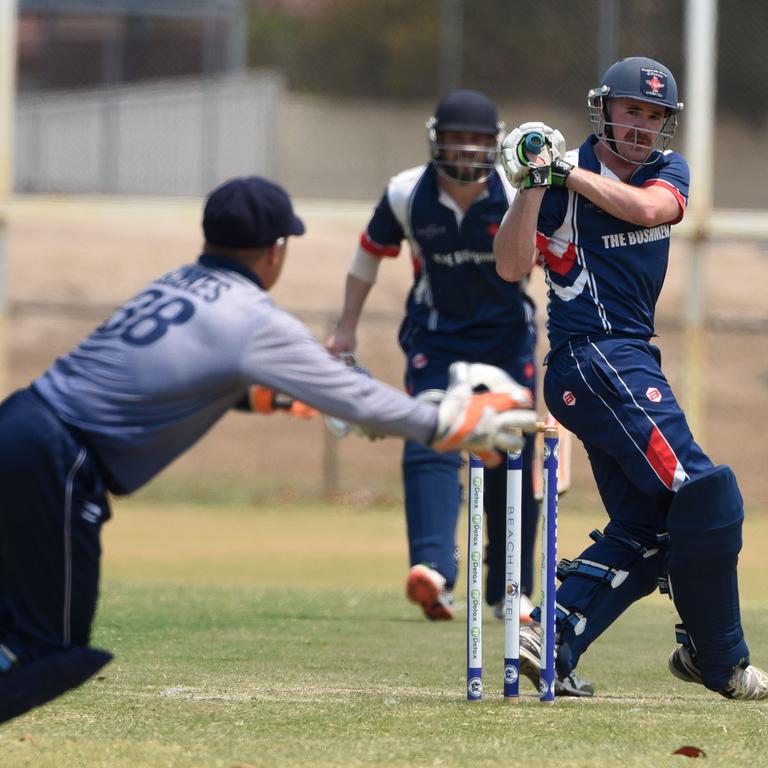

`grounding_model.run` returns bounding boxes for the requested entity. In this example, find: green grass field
[1,494,767,767]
